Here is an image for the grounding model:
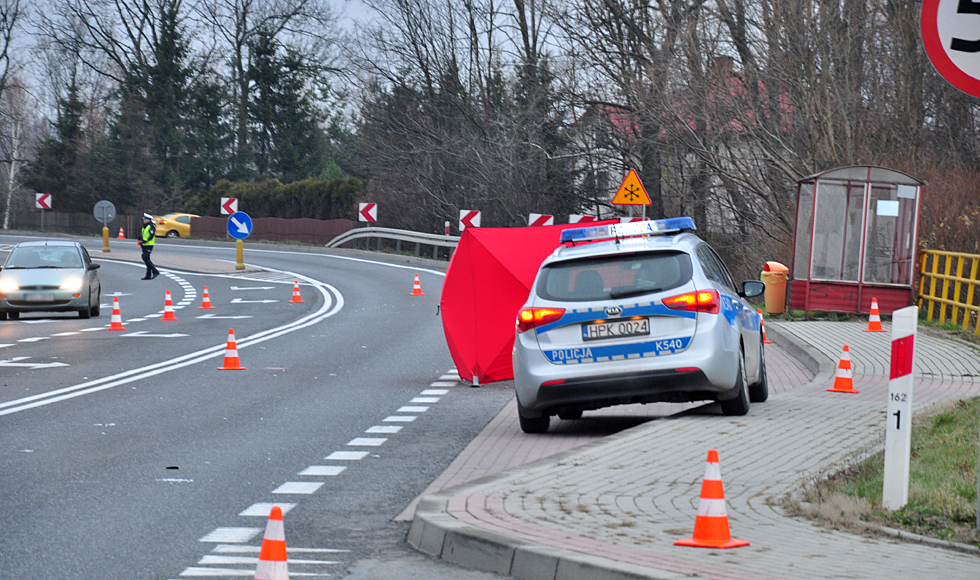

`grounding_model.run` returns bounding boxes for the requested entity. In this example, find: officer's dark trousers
[142,245,159,277]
